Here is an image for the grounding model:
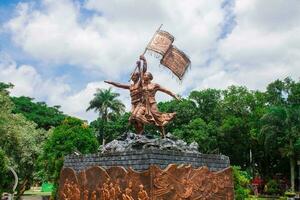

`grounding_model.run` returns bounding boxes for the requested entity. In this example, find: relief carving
[59,165,234,200]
